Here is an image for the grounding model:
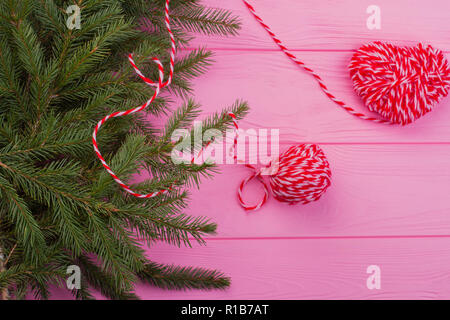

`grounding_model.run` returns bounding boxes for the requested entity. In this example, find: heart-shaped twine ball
[350,42,450,125]
[243,1,450,125]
